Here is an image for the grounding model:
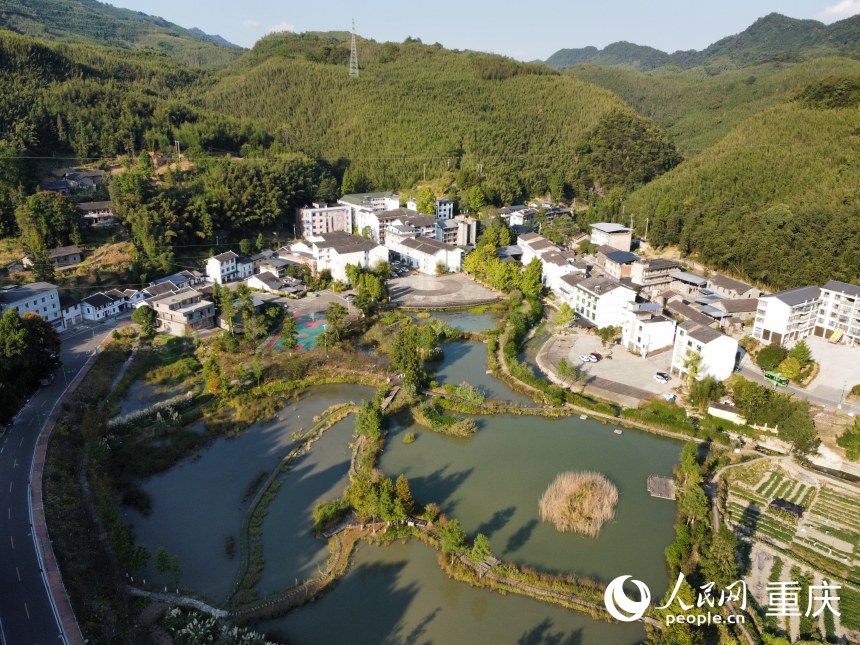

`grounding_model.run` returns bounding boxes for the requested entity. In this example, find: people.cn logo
[604,575,652,622]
